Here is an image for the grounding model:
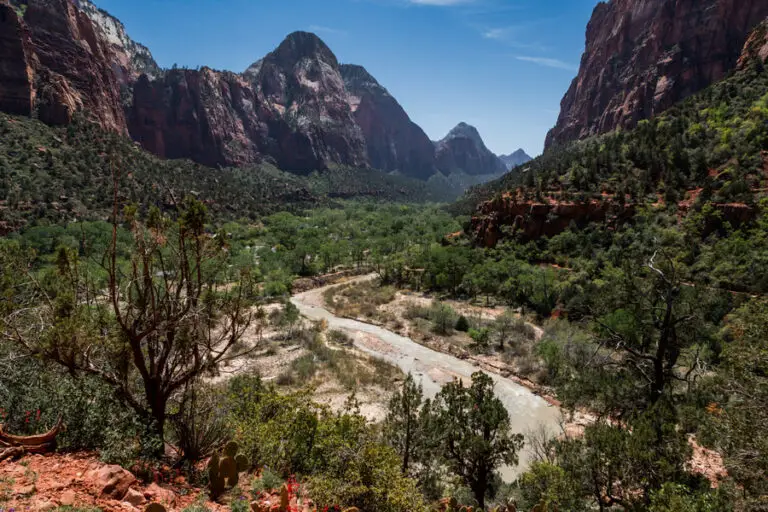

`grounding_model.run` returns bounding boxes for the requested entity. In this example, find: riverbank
[291,278,564,478]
